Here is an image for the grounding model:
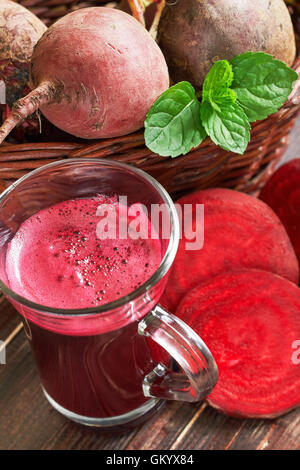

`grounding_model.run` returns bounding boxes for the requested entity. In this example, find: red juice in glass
[0,159,217,429]
[5,196,165,419]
